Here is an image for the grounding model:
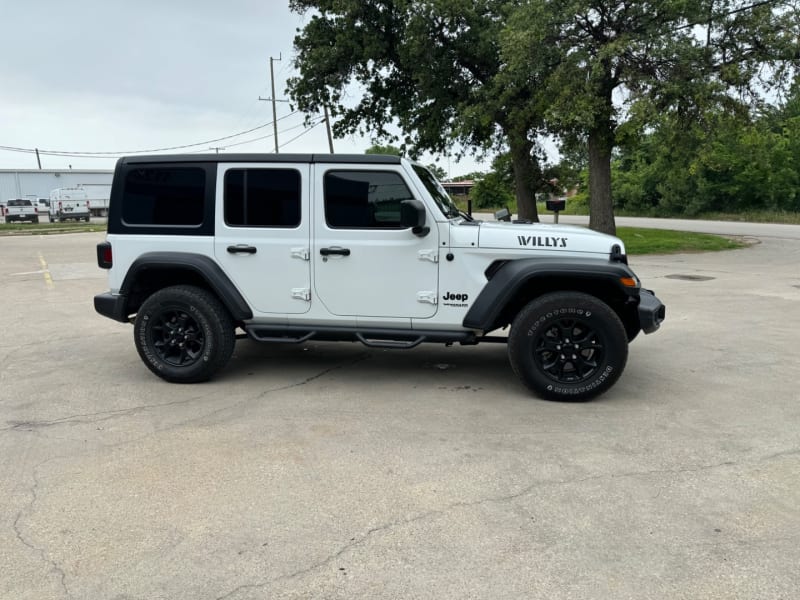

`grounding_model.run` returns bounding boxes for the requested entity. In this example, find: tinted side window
[122,168,205,226]
[324,171,413,229]
[224,169,301,227]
